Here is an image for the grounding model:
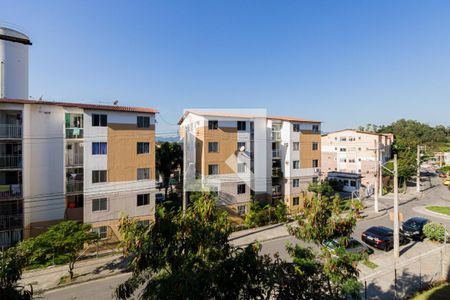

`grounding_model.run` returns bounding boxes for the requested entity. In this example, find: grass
[426,206,450,216]
[412,283,450,300]
[362,260,378,269]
